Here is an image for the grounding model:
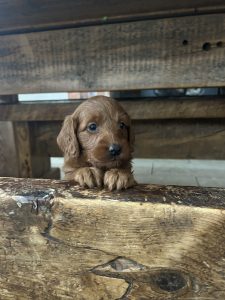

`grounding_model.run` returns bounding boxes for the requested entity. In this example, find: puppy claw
[104,169,136,191]
[74,167,103,188]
